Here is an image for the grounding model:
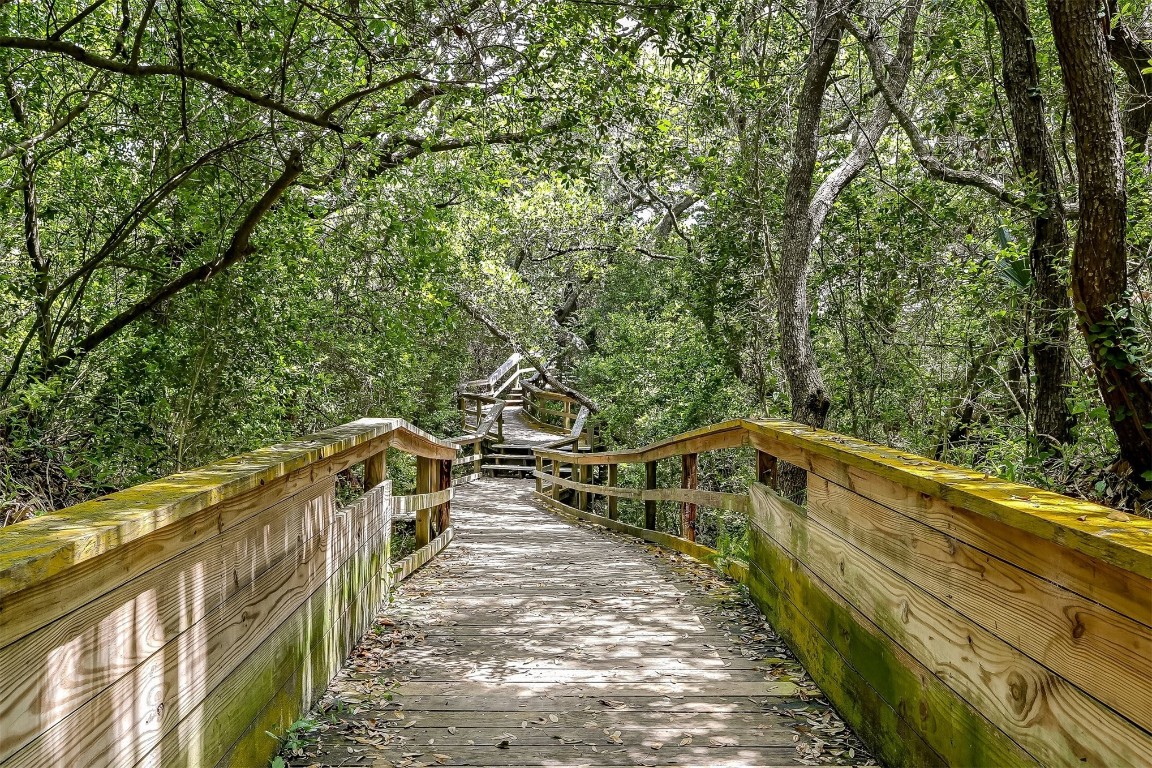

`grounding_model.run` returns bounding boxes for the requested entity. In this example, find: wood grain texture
[751,483,1151,767]
[3,481,389,768]
[0,478,338,763]
[806,475,1152,731]
[287,478,864,768]
[0,418,451,605]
